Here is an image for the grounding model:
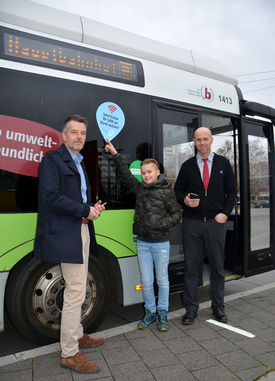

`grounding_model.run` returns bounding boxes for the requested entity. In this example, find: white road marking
[206,319,255,338]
